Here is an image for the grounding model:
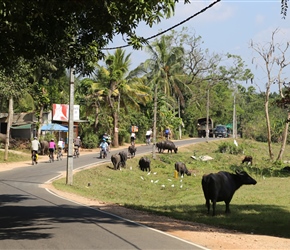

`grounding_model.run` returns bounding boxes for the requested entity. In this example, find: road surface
[0,138,213,249]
